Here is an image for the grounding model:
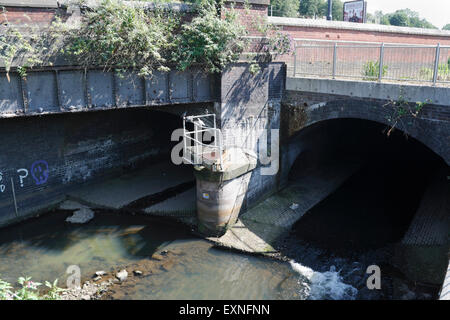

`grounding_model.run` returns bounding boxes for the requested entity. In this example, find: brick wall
[278,25,450,46]
[0,6,62,26]
[222,1,268,36]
